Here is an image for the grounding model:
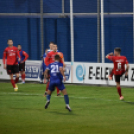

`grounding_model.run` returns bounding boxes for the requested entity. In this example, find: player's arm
[45,69,48,79]
[17,49,21,62]
[45,53,50,66]
[3,48,7,69]
[59,65,66,82]
[106,52,114,59]
[21,51,29,63]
